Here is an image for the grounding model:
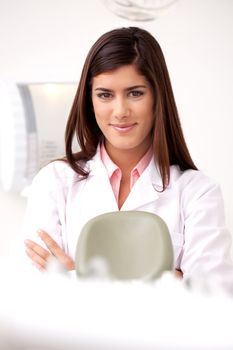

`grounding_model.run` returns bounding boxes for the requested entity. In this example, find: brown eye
[97,92,112,99]
[128,90,144,97]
